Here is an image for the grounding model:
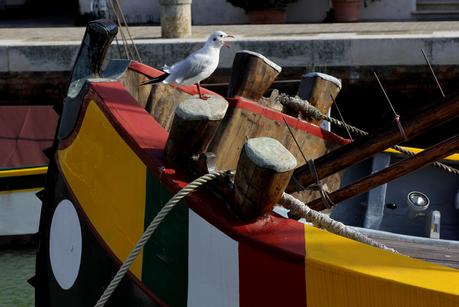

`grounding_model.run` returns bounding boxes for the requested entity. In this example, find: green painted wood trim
[142,169,189,307]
